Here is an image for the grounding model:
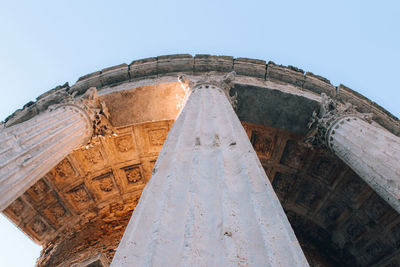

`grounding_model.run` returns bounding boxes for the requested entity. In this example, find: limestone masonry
[1,54,400,267]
